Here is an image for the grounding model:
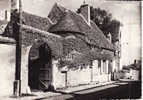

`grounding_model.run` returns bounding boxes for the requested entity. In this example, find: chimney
[107,32,112,43]
[79,3,90,25]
